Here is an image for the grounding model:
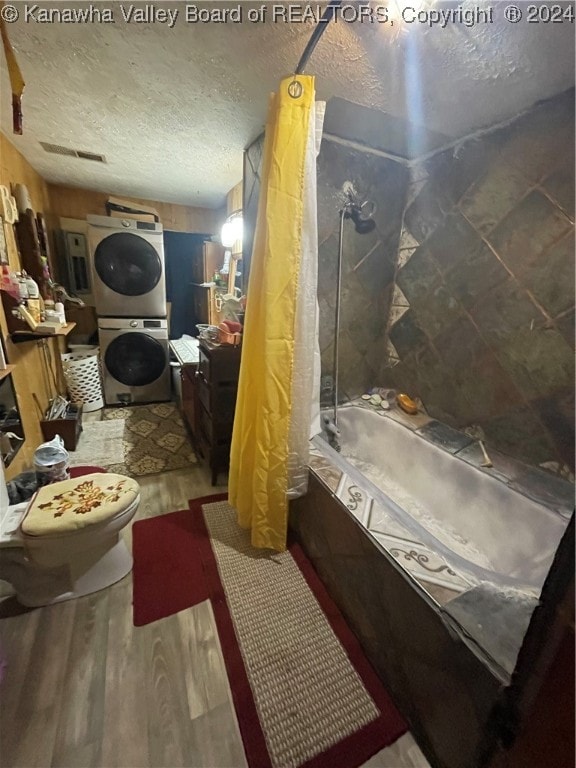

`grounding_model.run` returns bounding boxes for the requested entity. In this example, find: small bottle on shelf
[54,302,66,325]
[16,272,29,300]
